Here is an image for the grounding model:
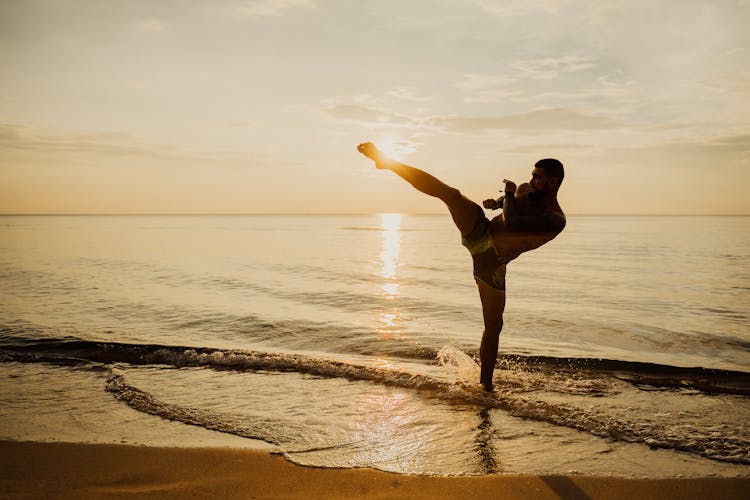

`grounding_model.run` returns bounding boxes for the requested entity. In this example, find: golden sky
[1,0,749,214]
